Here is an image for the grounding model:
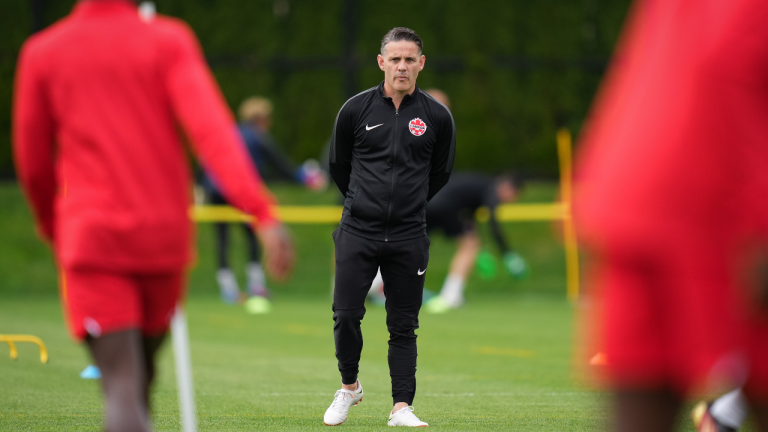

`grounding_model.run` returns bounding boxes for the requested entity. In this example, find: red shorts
[590,244,768,397]
[60,268,185,341]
